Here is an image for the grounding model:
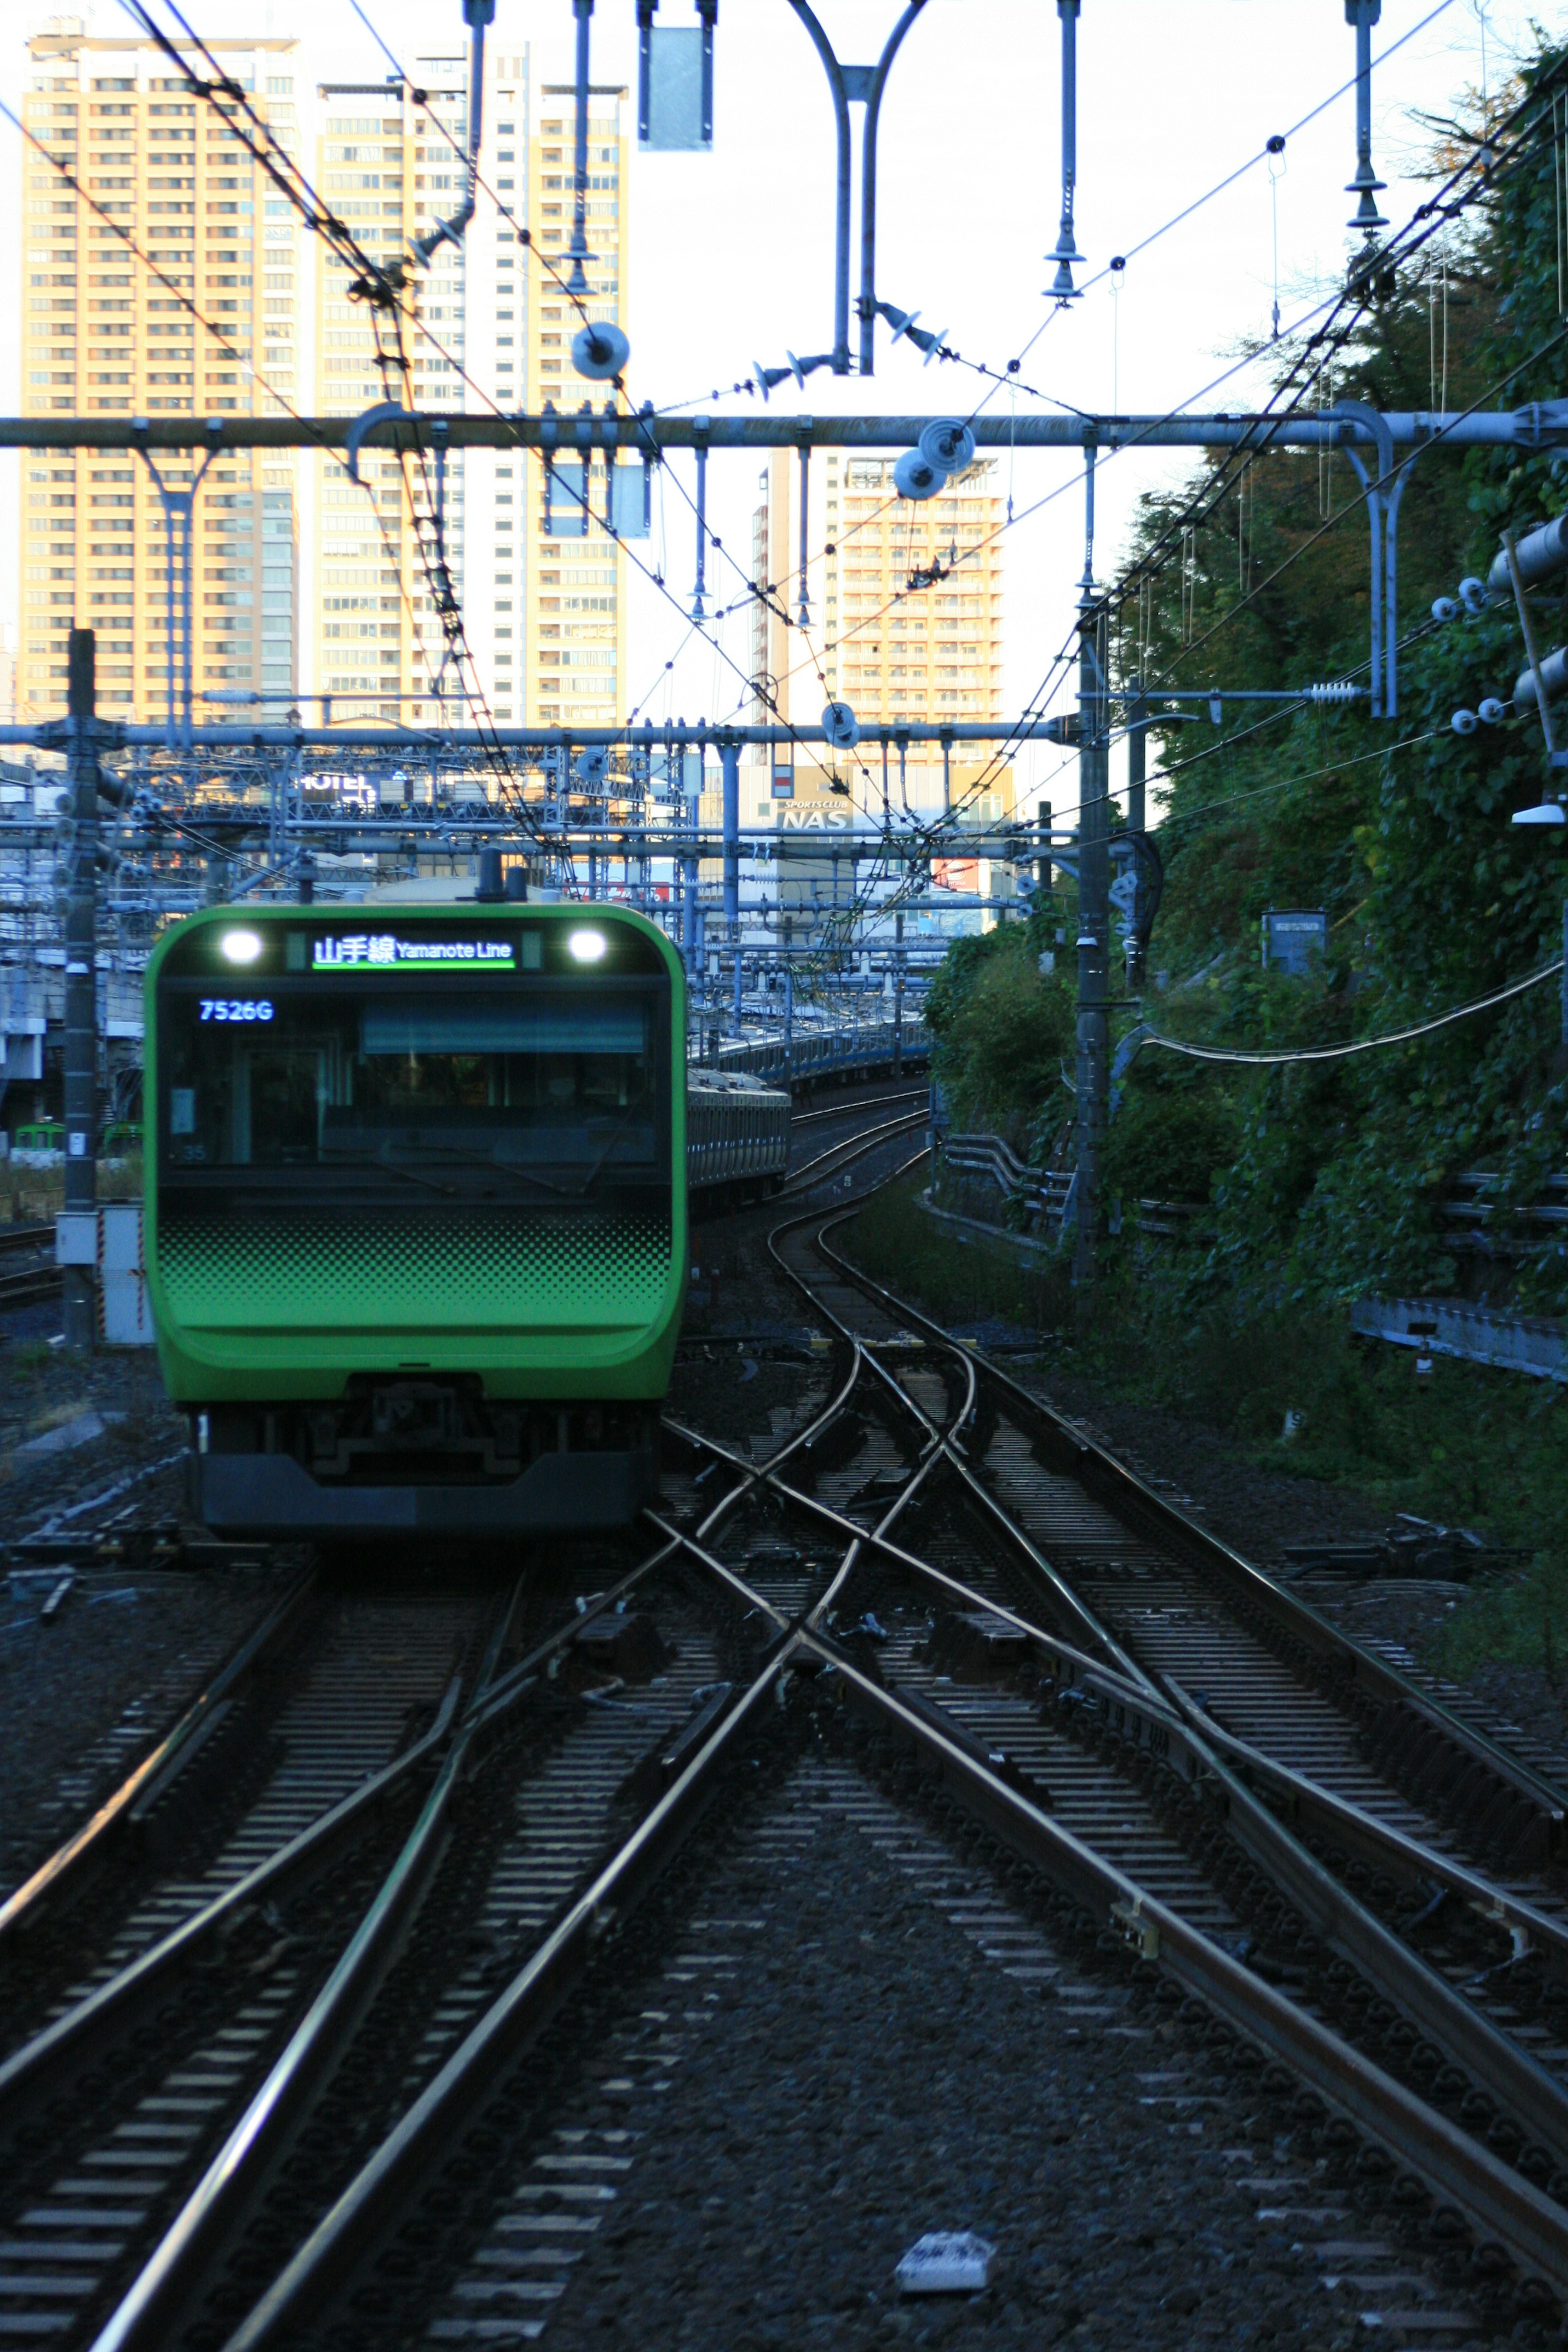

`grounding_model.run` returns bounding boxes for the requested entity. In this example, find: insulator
[1451,708,1479,735]
[1458,575,1490,616]
[821,700,860,749]
[752,361,793,399]
[1487,512,1568,598]
[918,418,977,473]
[1304,681,1359,704]
[1431,596,1459,624]
[894,449,946,501]
[1514,647,1568,709]
[571,322,630,381]
[1478,698,1507,726]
